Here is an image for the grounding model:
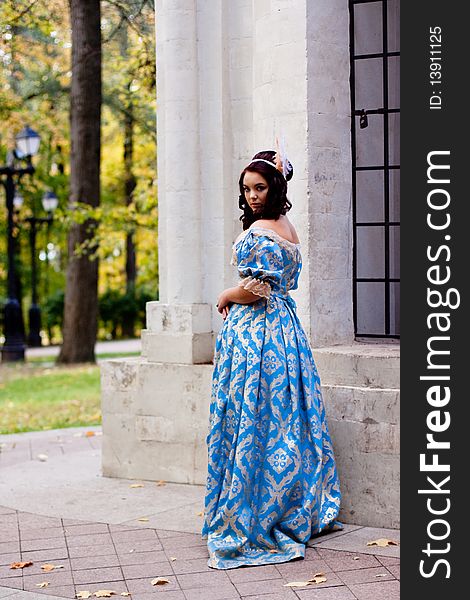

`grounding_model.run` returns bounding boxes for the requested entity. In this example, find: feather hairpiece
[274,135,291,178]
